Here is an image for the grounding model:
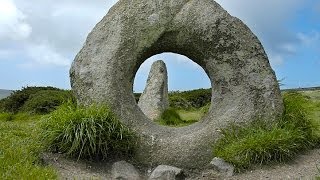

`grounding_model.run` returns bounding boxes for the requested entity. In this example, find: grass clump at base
[40,102,136,160]
[0,114,57,179]
[213,92,320,172]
